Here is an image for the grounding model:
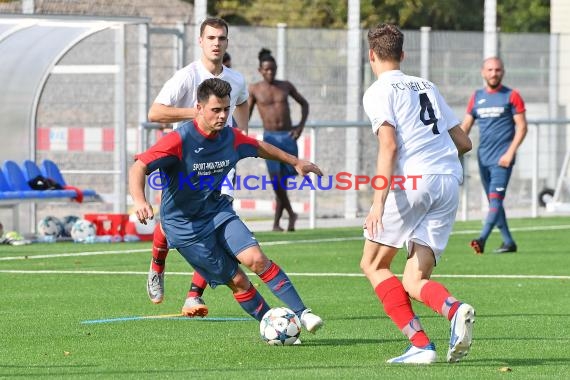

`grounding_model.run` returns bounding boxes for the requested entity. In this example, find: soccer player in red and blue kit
[146,17,248,316]
[461,57,528,254]
[129,78,323,337]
